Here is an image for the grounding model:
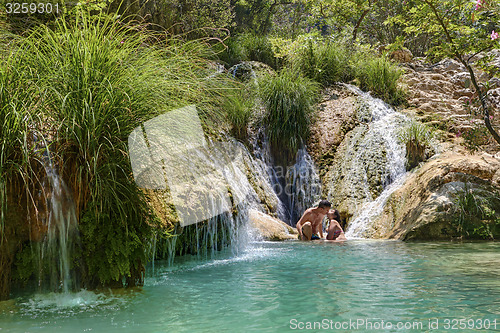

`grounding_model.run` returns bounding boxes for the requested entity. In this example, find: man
[296,200,331,240]
[325,209,347,241]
